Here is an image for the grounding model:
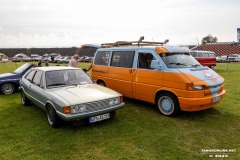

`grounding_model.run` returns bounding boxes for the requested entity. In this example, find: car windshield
[46,69,93,88]
[13,63,32,74]
[160,52,201,68]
